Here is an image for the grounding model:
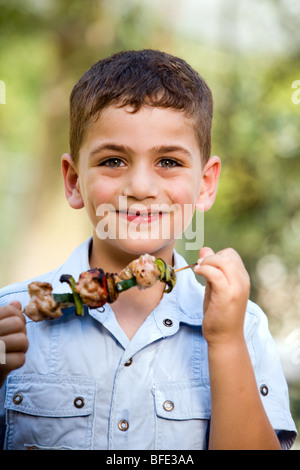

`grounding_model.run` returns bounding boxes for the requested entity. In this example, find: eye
[158,158,180,168]
[100,157,125,168]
